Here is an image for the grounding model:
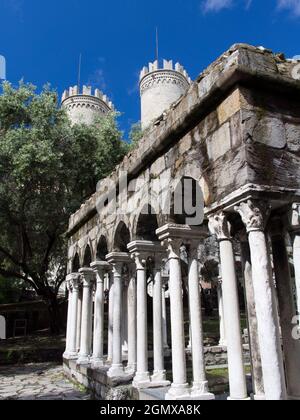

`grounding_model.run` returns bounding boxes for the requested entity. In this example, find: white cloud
[202,0,253,13]
[277,0,300,16]
[202,0,233,12]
